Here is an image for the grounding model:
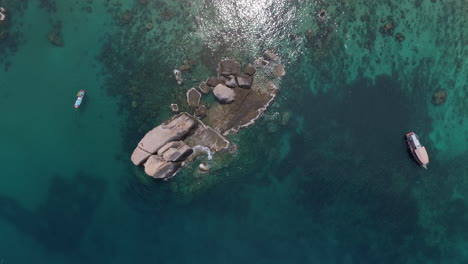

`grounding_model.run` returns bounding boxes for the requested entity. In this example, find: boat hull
[74,90,86,108]
[406,132,429,168]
